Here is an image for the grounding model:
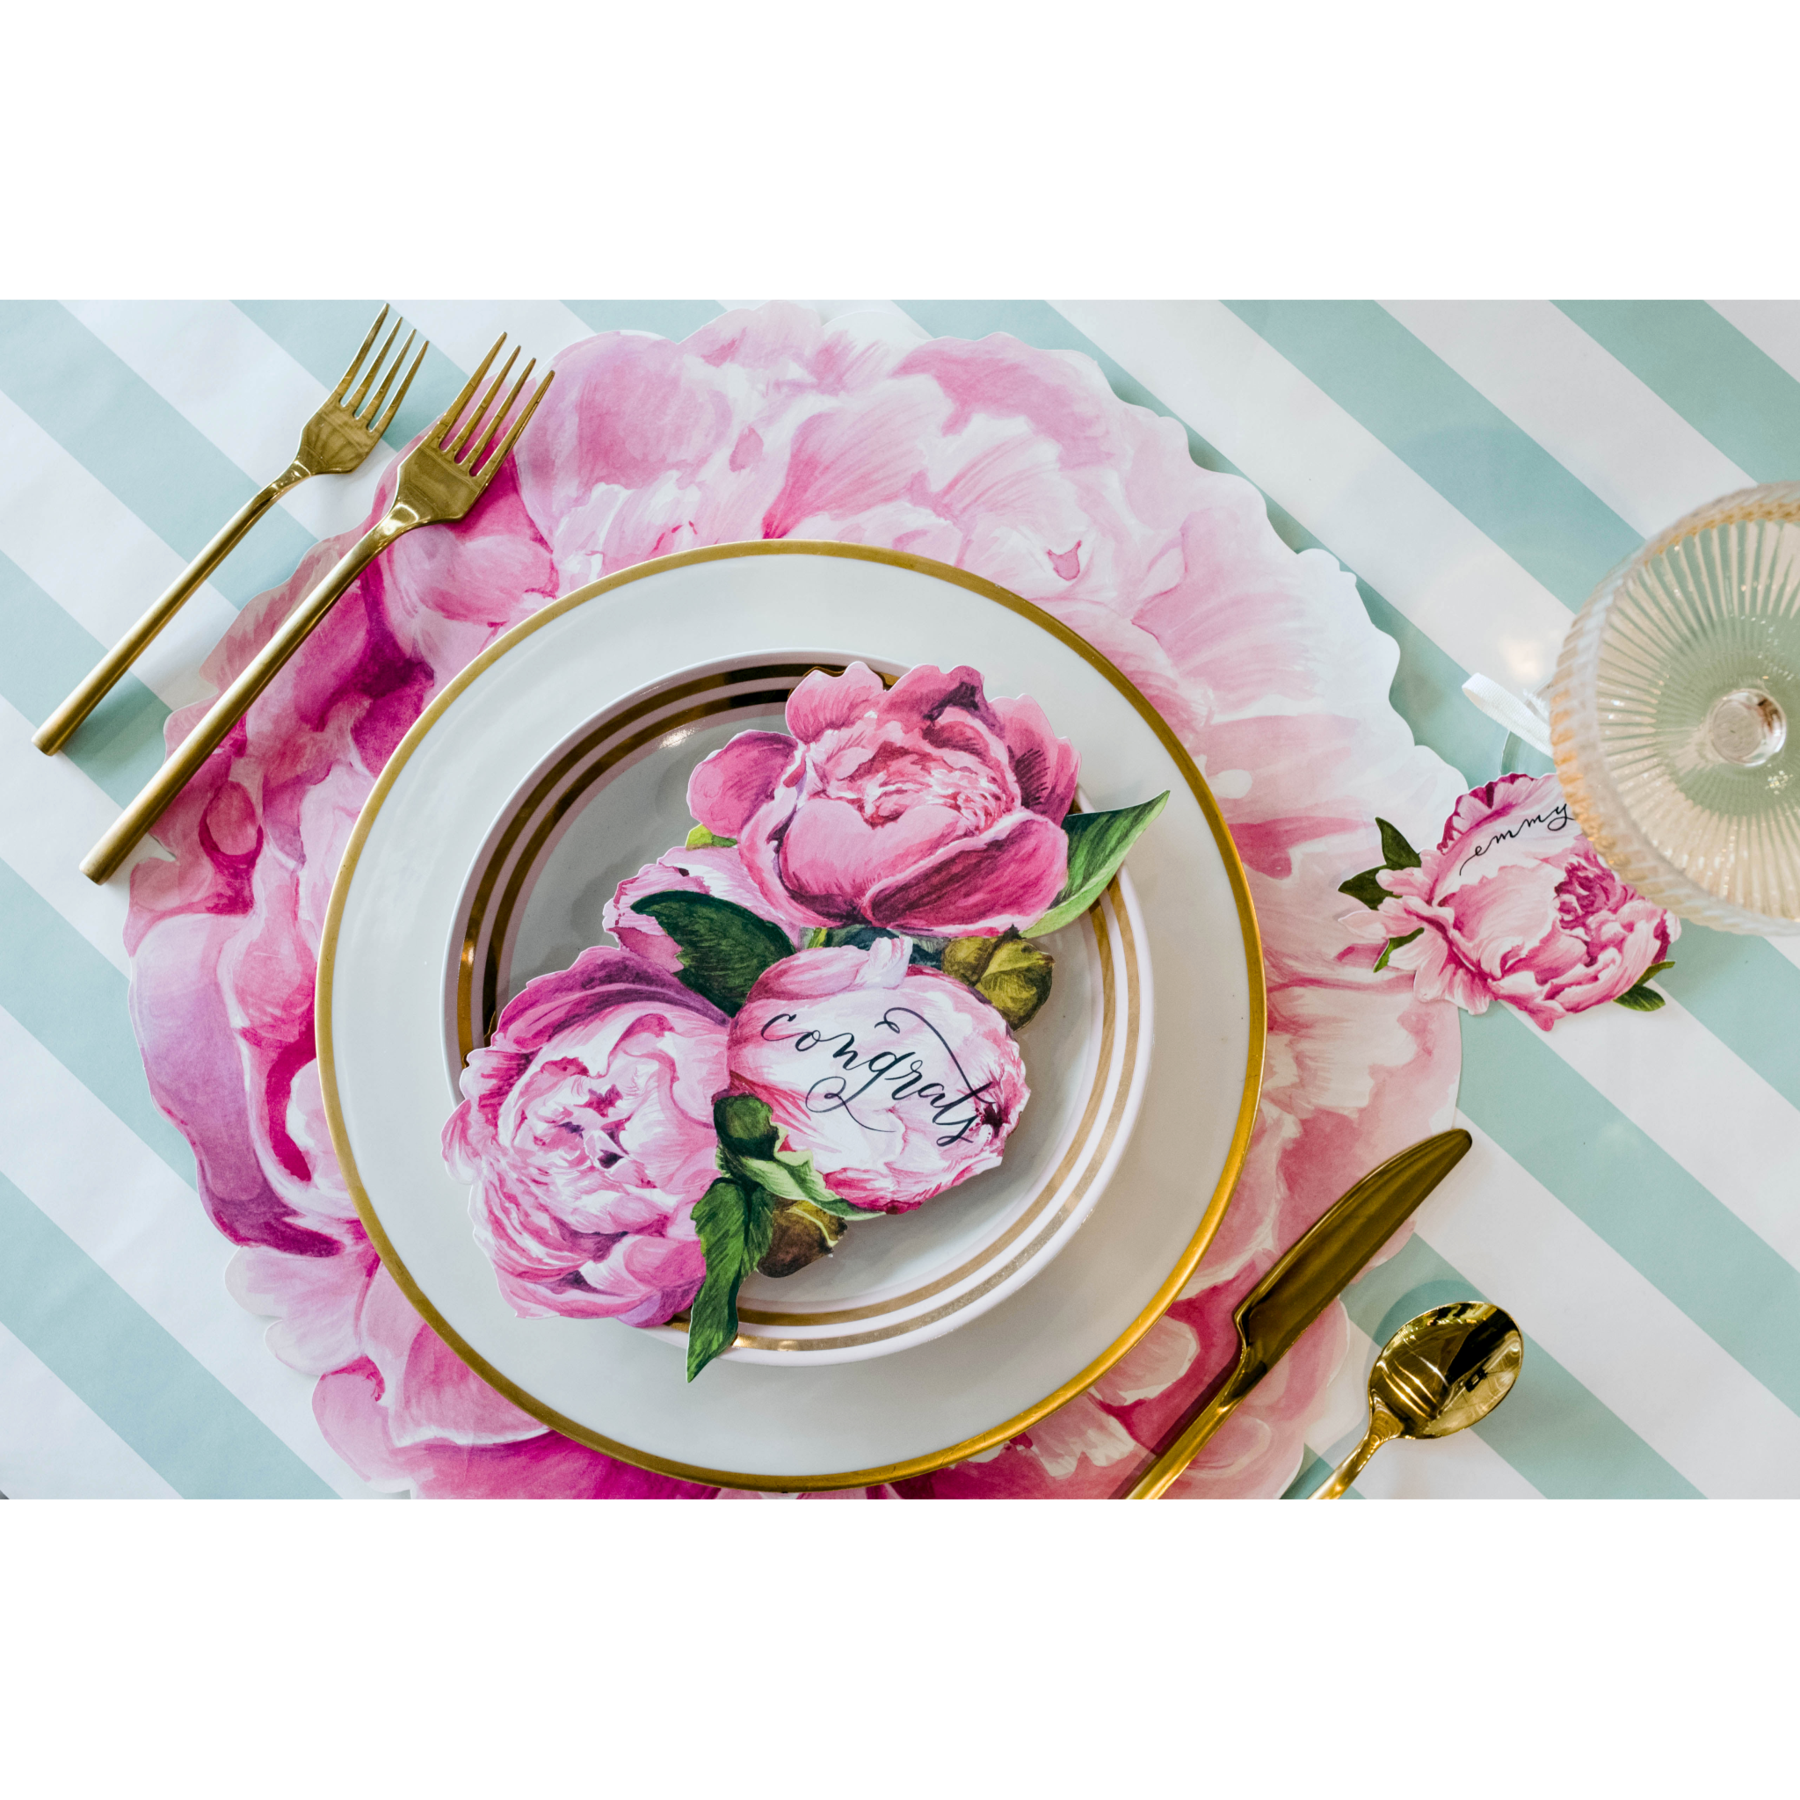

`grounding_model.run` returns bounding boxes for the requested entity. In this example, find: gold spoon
[1312,1301,1523,1499]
